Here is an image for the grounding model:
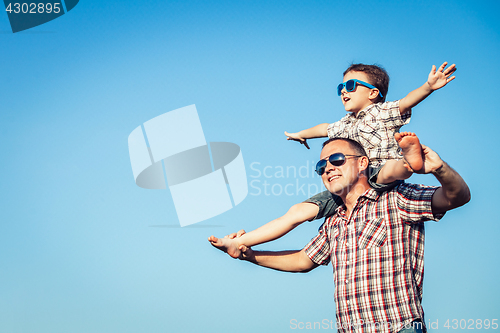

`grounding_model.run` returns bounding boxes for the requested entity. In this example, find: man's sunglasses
[315,153,363,175]
[337,79,383,98]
